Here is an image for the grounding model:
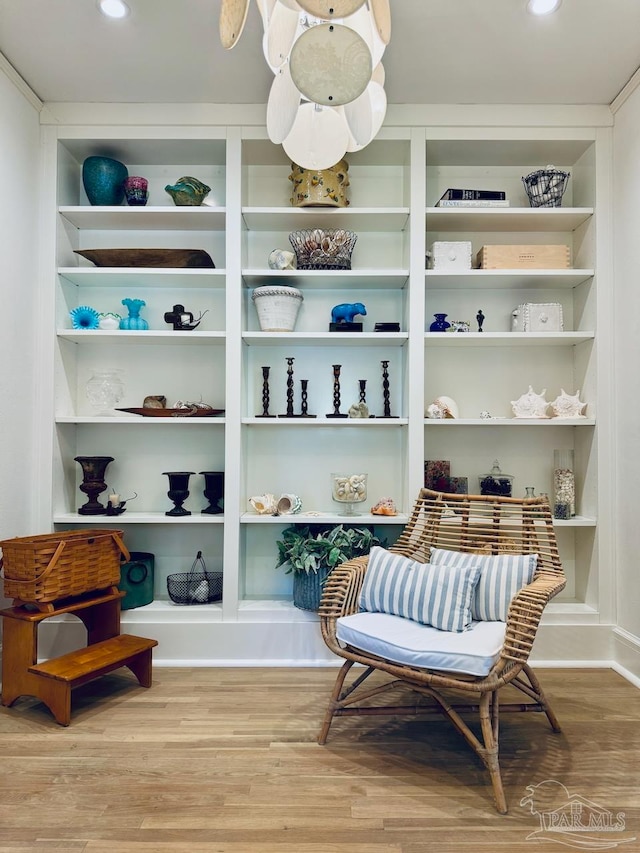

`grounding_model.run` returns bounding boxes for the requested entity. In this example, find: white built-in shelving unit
[36,121,612,663]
